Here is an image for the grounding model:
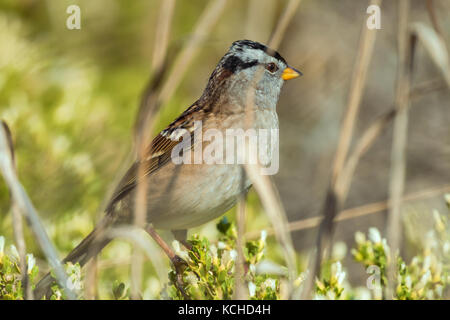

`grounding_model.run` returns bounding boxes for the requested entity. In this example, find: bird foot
[170,255,190,300]
[181,240,193,251]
